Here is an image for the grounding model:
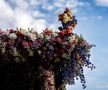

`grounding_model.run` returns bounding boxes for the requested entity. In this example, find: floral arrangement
[0,8,95,89]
